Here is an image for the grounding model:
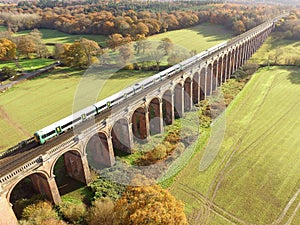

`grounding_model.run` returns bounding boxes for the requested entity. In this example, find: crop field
[169,66,300,224]
[148,23,233,53]
[0,68,155,152]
